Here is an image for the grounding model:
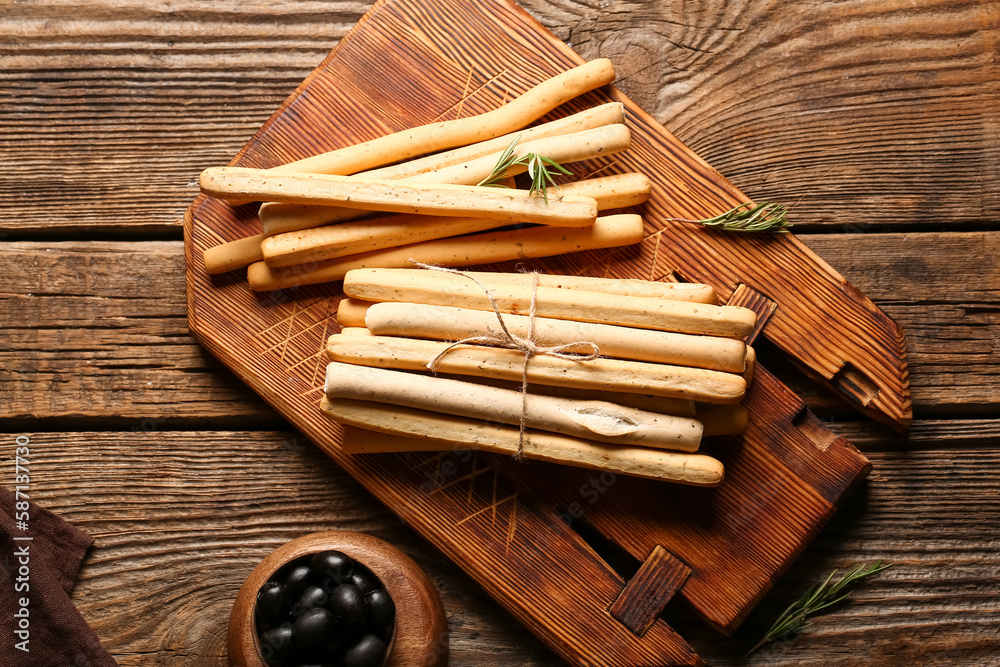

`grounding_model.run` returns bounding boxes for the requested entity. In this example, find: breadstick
[697,404,748,436]
[259,123,631,236]
[364,302,748,373]
[204,109,630,274]
[204,233,267,275]
[325,333,746,403]
[435,371,697,417]
[261,171,649,268]
[545,172,651,212]
[324,363,703,451]
[275,60,615,177]
[330,357,697,416]
[344,268,757,338]
[247,214,643,291]
[219,60,616,205]
[336,299,374,327]
[743,345,756,385]
[459,271,717,304]
[339,327,372,336]
[200,168,598,227]
[359,102,625,181]
[323,398,724,487]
